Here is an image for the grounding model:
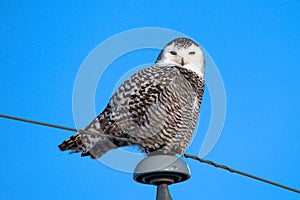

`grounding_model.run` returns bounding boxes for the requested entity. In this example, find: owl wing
[106,64,202,154]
